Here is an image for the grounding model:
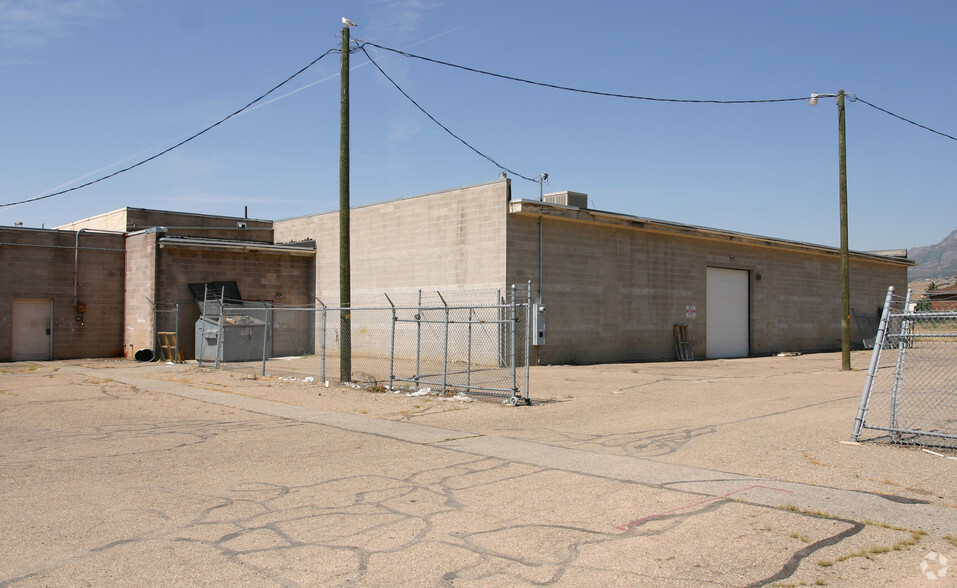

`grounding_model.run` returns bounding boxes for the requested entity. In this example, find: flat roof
[157,236,315,256]
[509,199,914,267]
